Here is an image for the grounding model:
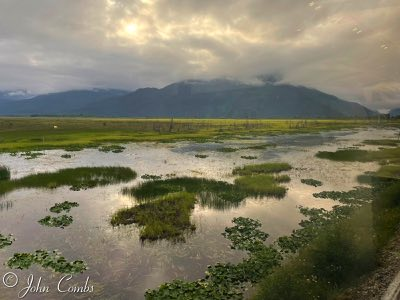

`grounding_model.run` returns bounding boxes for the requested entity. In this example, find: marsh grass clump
[0,234,14,249]
[363,139,400,146]
[0,166,10,181]
[98,144,125,153]
[0,166,136,196]
[301,178,323,187]
[217,147,238,153]
[316,147,400,163]
[274,175,291,183]
[244,143,276,150]
[61,154,72,159]
[195,154,208,159]
[50,201,79,213]
[38,215,73,228]
[232,162,292,176]
[241,155,258,160]
[7,250,87,274]
[124,177,246,203]
[234,175,287,198]
[111,192,196,241]
[141,174,162,180]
